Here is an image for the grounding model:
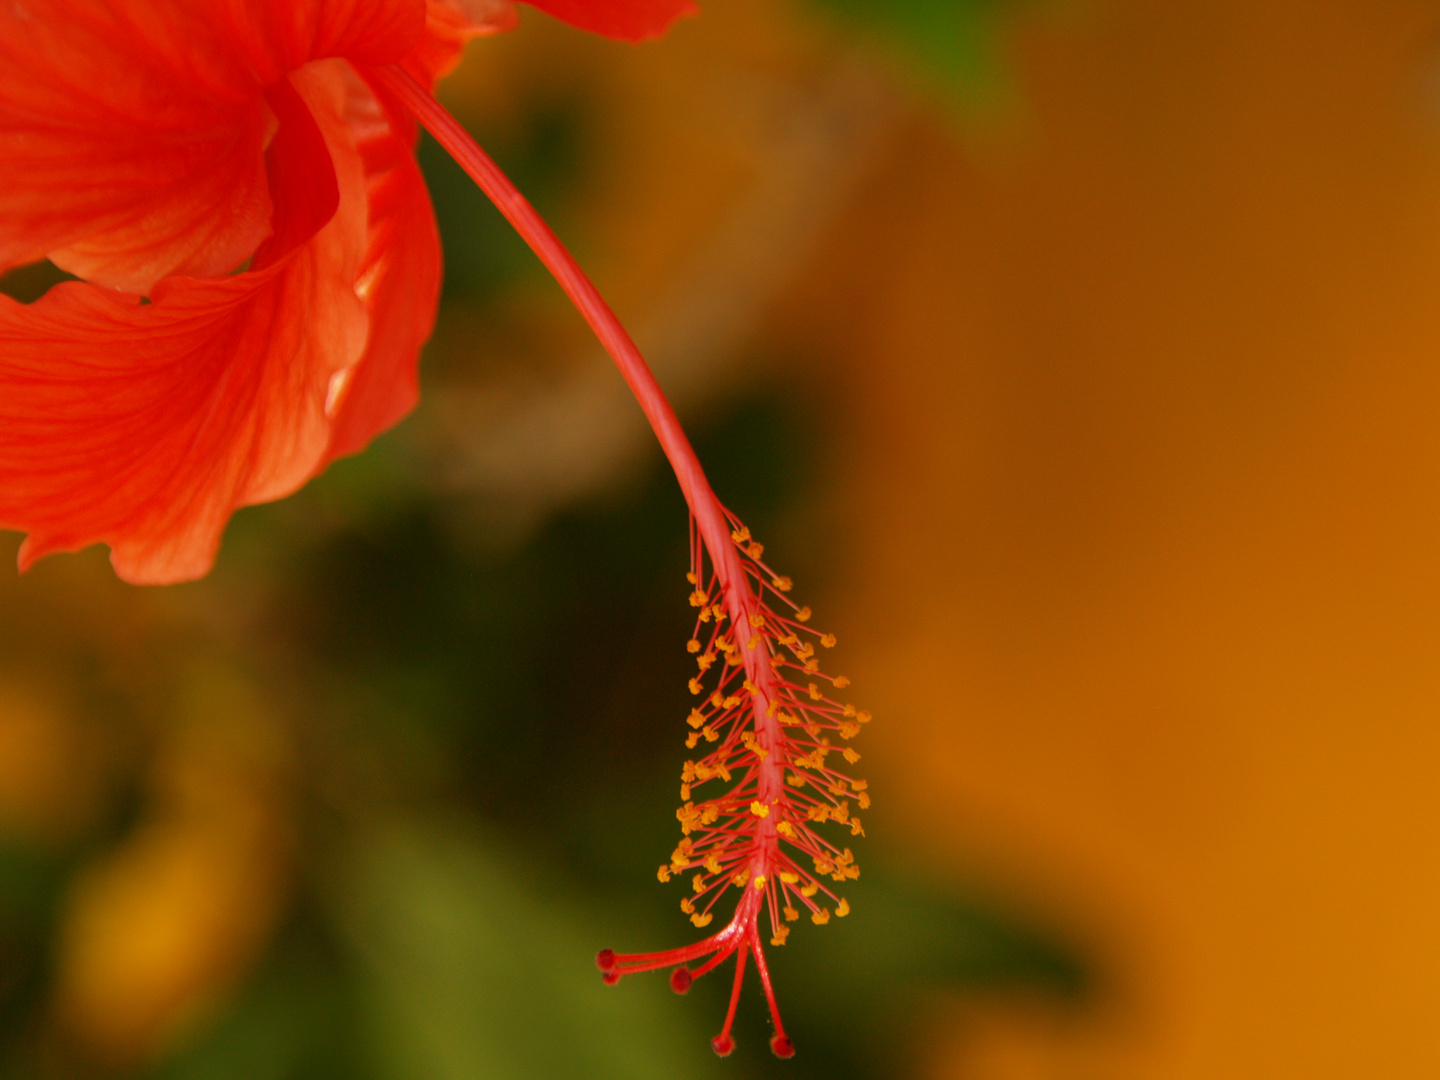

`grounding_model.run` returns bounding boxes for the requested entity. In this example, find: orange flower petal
[323,69,442,461]
[0,0,425,294]
[0,69,368,585]
[520,0,698,42]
